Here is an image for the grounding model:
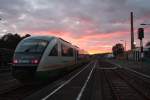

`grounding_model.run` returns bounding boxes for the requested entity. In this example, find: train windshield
[15,39,49,53]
